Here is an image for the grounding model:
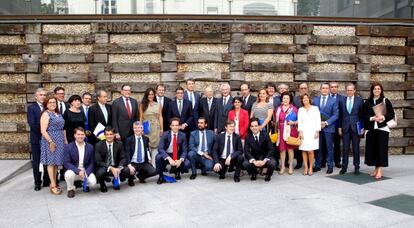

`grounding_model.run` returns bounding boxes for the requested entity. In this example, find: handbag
[286,136,301,147]
[269,132,278,144]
